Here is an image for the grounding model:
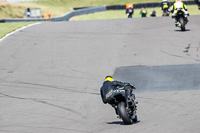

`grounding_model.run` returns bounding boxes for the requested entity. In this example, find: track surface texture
[0,15,200,133]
